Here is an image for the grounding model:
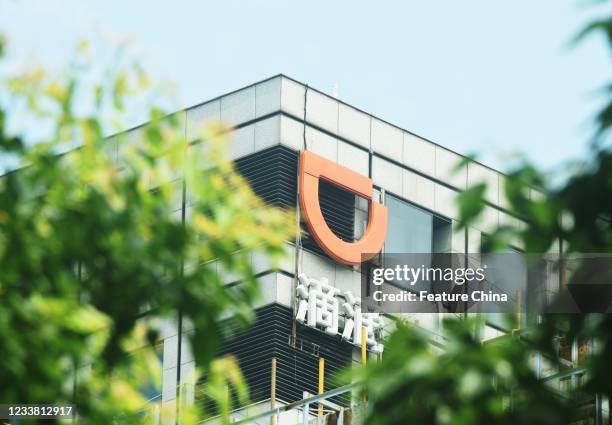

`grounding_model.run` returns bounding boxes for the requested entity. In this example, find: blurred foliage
[362,4,612,425]
[0,36,294,423]
[359,320,571,425]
